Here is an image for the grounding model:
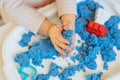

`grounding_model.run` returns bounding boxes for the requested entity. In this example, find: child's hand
[61,14,76,49]
[63,20,75,31]
[61,14,76,30]
[48,24,72,56]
